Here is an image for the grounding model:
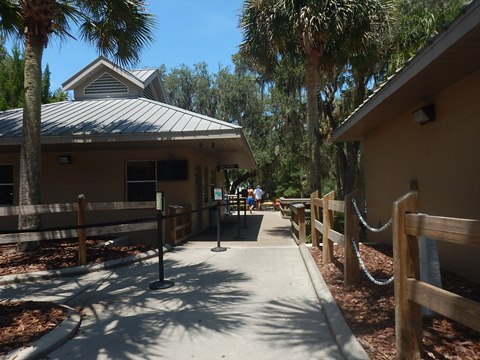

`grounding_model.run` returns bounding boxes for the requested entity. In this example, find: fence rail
[279,197,310,218]
[168,205,192,245]
[0,195,156,265]
[289,203,306,245]
[309,190,360,287]
[393,191,480,359]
